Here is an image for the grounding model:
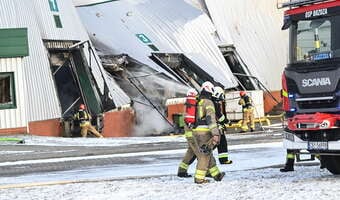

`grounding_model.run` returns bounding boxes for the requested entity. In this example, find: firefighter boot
[223,160,233,164]
[214,172,226,181]
[219,158,233,164]
[280,158,294,172]
[194,178,210,184]
[177,172,192,178]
